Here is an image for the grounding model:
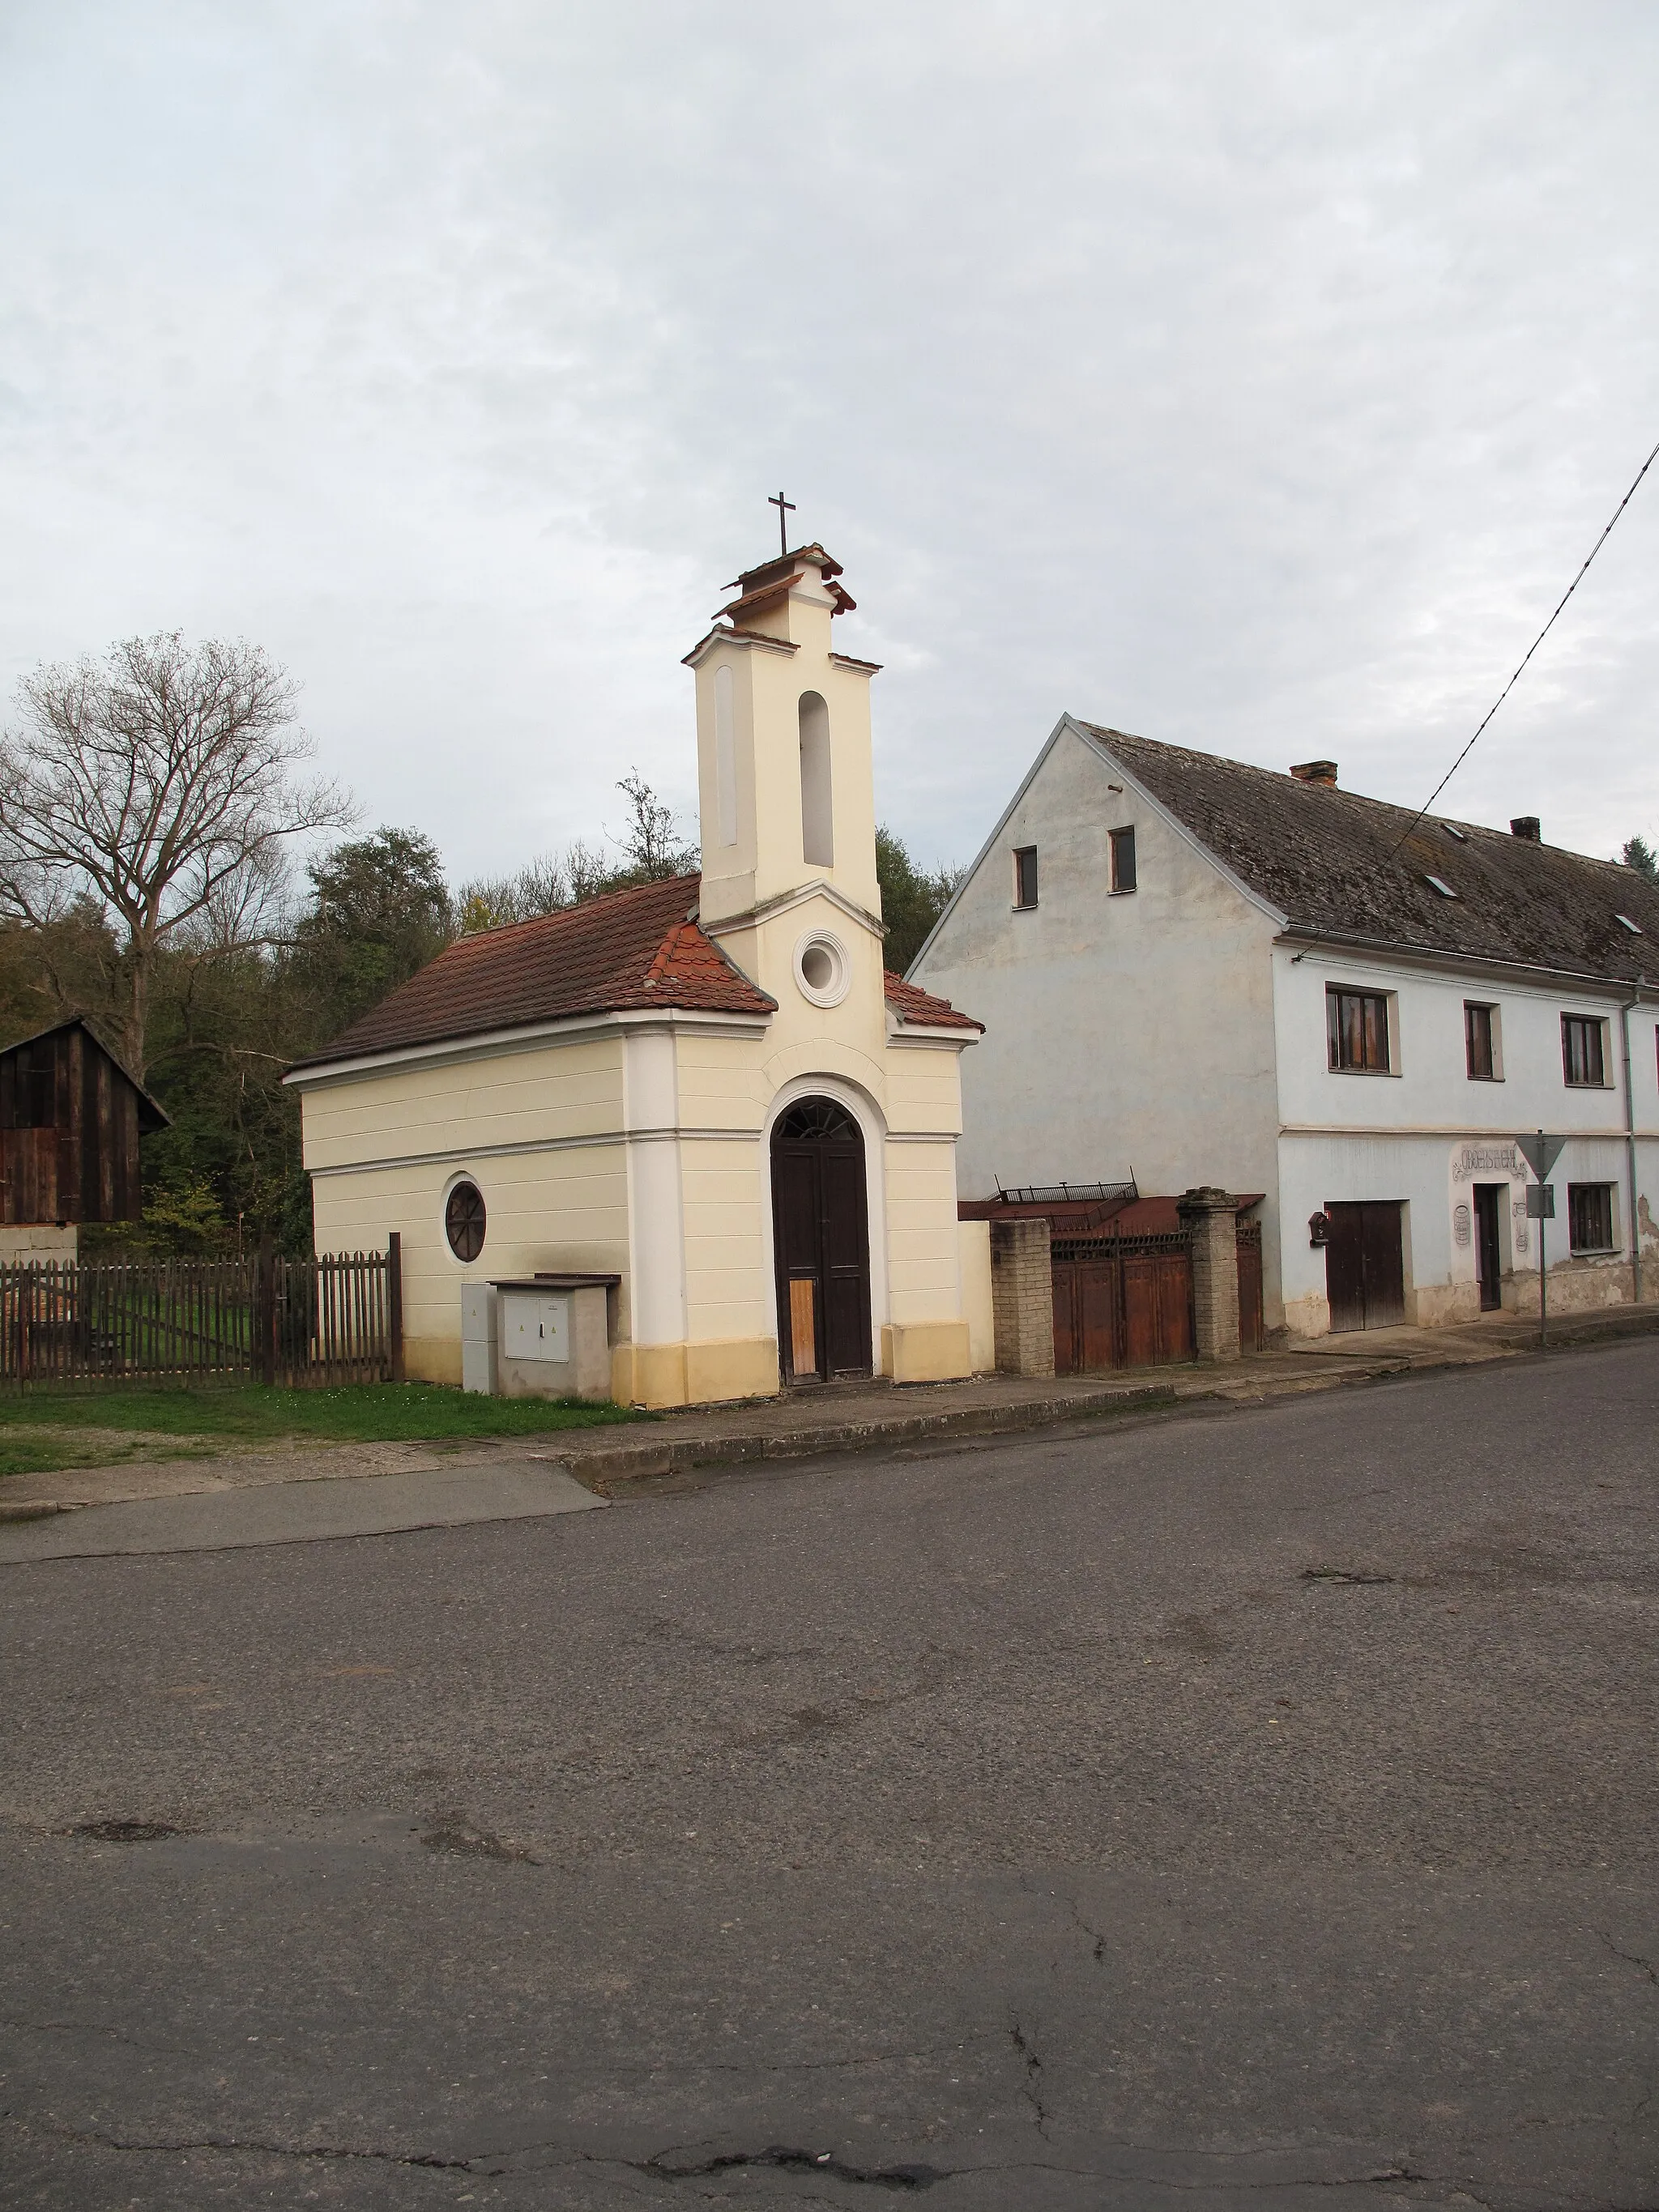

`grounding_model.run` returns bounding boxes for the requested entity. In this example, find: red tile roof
[291,875,983,1068]
[291,874,774,1068]
[883,971,983,1031]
